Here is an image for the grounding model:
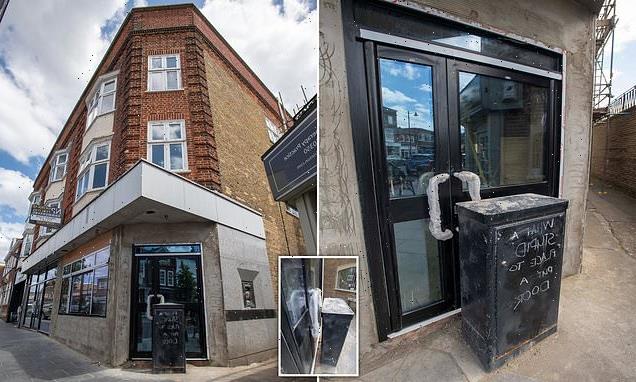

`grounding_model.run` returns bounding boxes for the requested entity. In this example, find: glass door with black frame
[131,245,206,359]
[371,45,457,329]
